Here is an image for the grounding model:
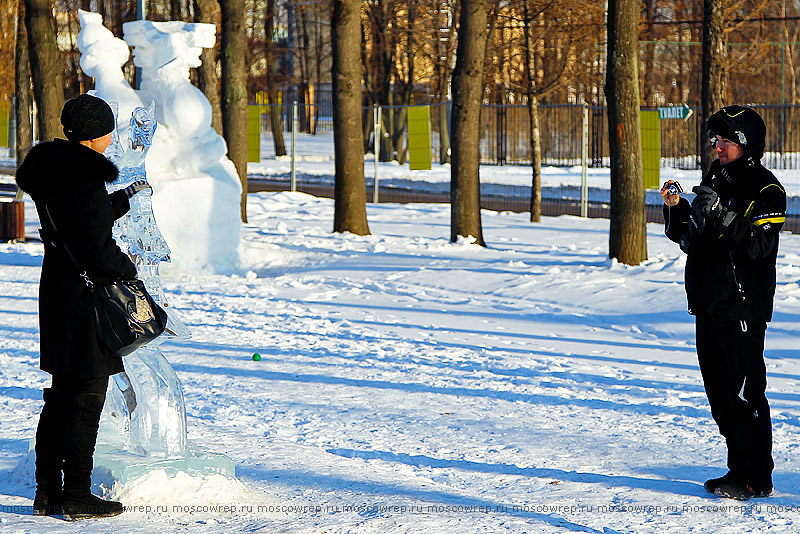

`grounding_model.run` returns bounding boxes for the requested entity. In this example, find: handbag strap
[42,204,95,290]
